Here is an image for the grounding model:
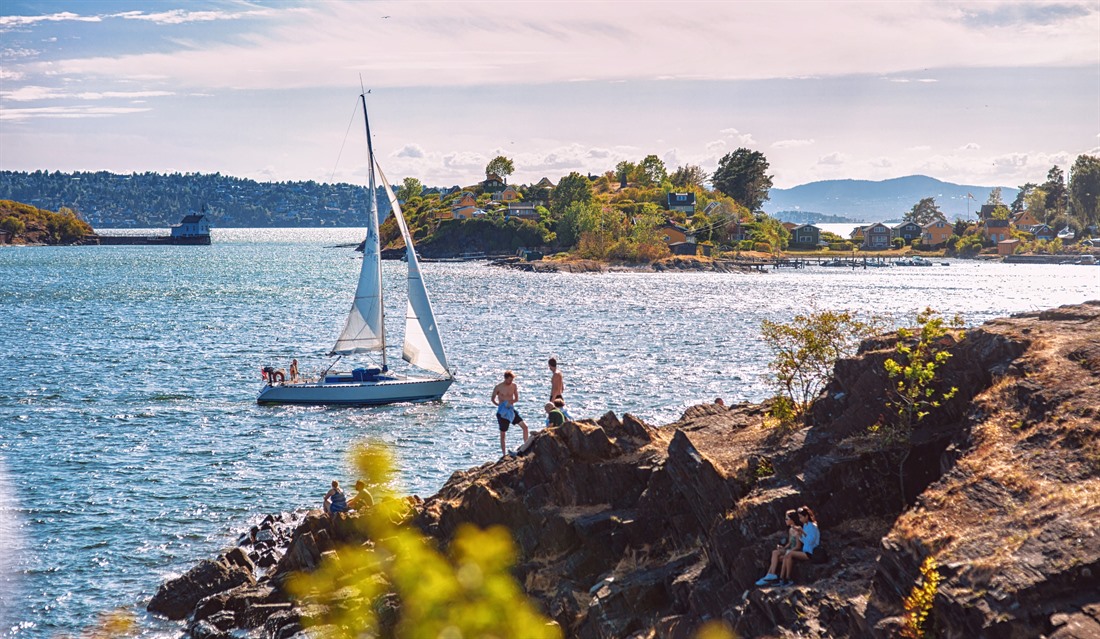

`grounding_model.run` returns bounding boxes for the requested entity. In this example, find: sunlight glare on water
[0,227,1097,636]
